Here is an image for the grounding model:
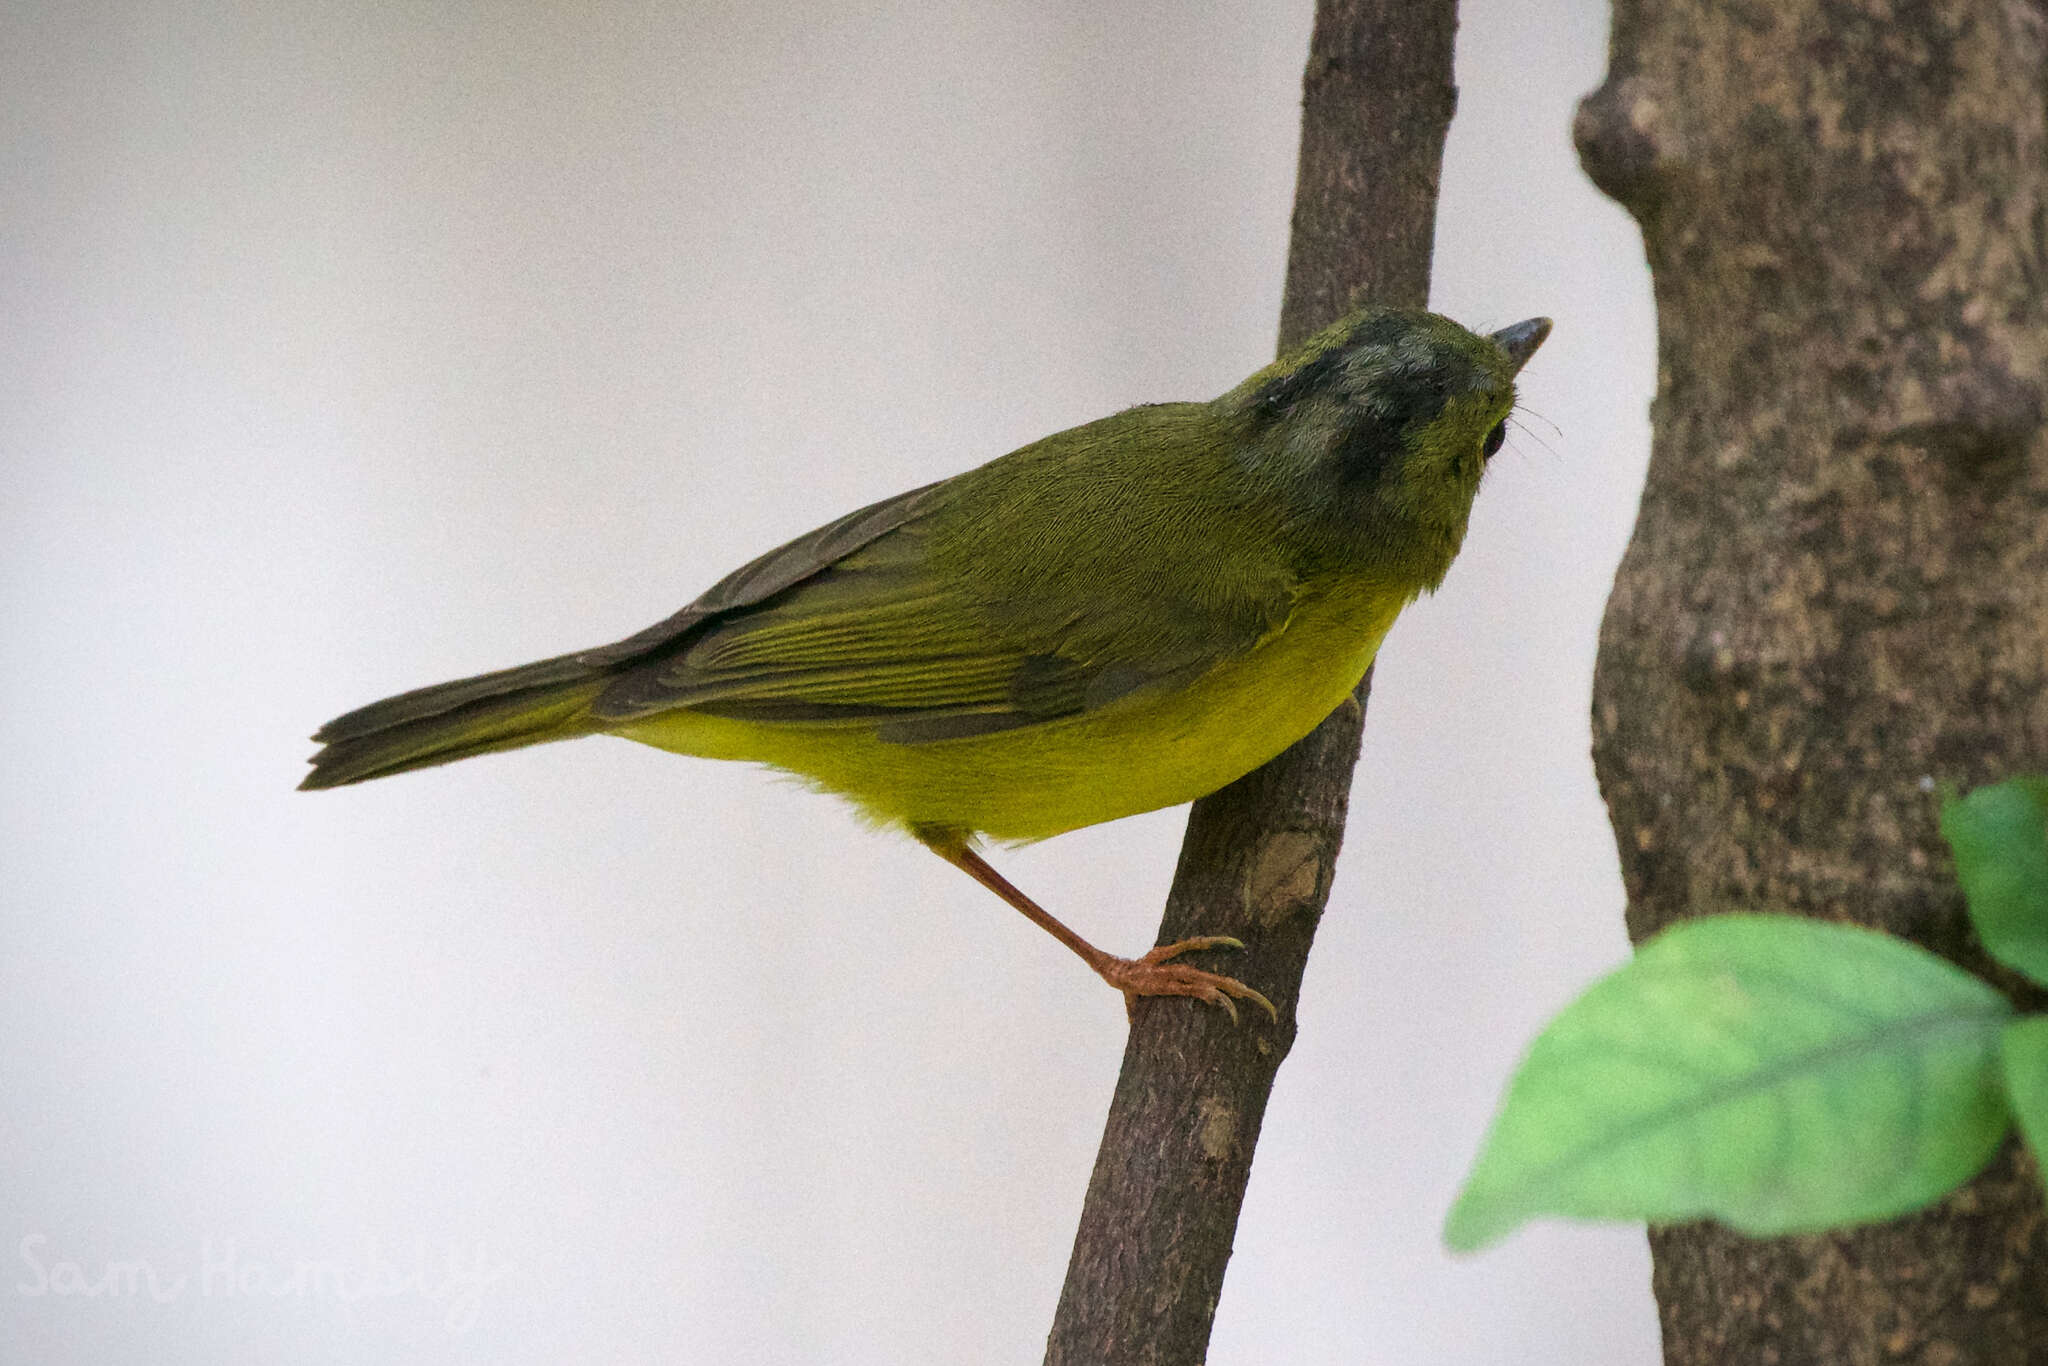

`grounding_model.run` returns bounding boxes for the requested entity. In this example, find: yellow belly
[611,580,1406,842]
